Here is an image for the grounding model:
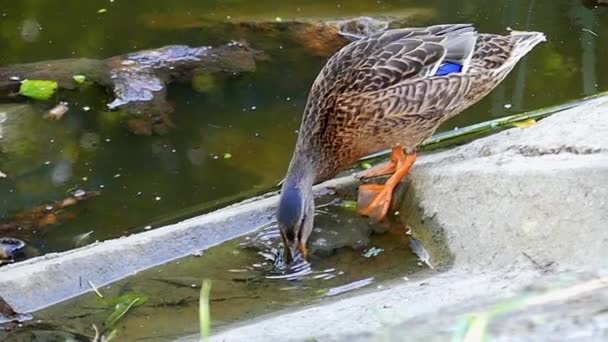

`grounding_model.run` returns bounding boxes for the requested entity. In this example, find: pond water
[0,0,607,256]
[0,197,447,341]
